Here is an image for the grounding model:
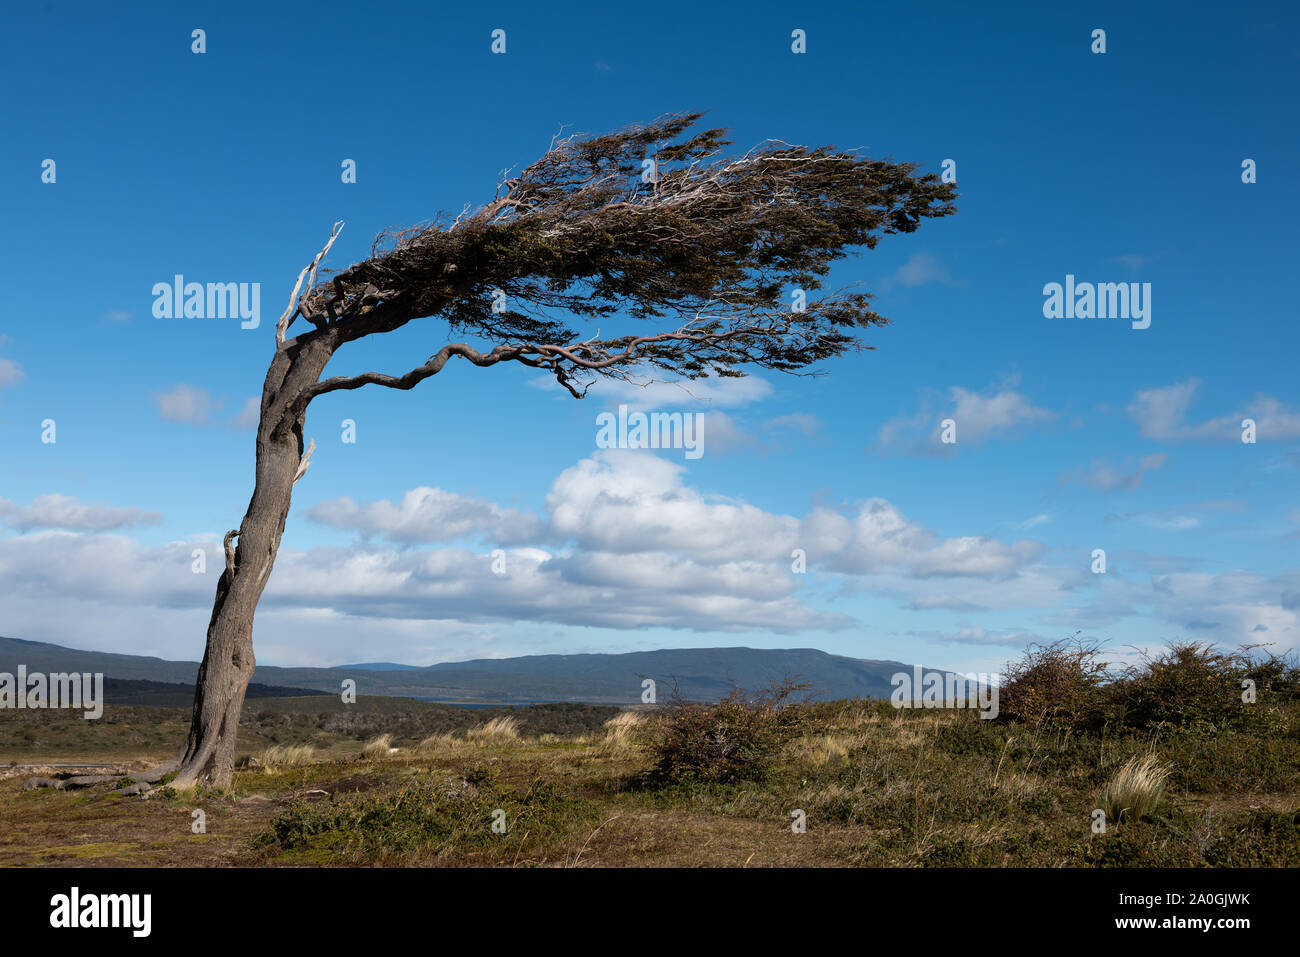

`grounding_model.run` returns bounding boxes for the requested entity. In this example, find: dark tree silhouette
[170,112,956,788]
